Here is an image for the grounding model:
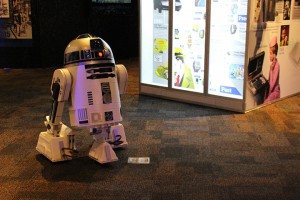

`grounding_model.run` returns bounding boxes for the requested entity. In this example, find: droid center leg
[107,123,128,148]
[88,126,118,164]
